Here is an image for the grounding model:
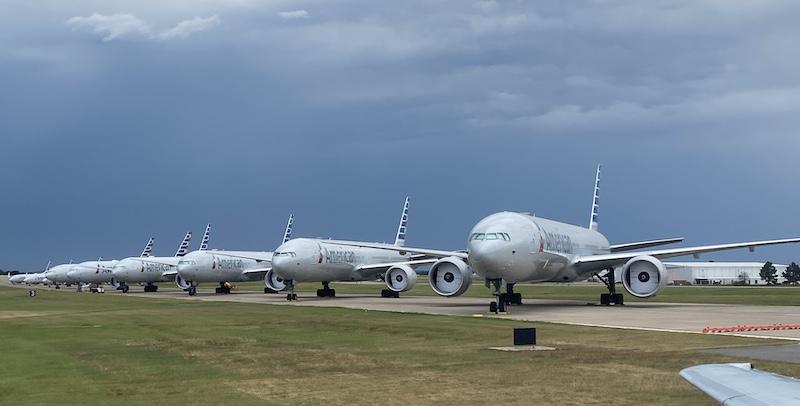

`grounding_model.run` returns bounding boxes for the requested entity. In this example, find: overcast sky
[2,0,800,271]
